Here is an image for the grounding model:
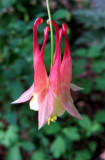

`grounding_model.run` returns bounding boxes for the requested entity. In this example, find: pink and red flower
[12,18,83,129]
